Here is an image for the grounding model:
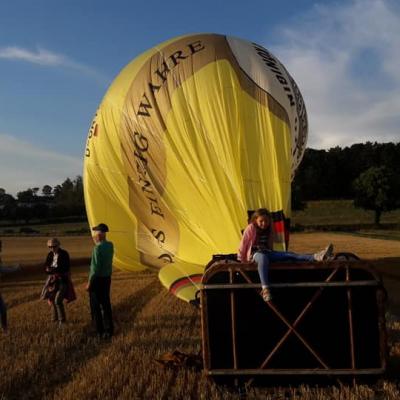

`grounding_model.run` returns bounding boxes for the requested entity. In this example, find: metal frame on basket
[200,260,387,382]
